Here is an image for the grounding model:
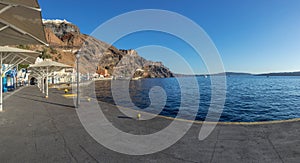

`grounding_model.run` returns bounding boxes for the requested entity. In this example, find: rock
[102,49,174,79]
[28,20,174,78]
[43,19,80,39]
